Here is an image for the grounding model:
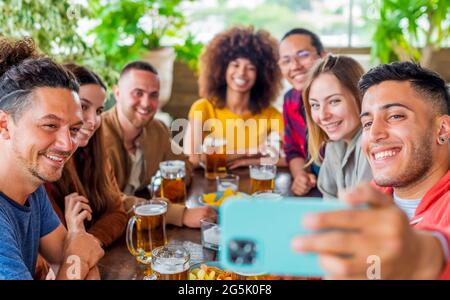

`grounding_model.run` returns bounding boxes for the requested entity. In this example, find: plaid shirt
[283,88,308,162]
